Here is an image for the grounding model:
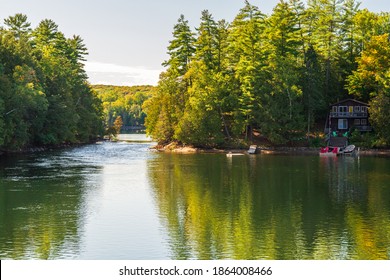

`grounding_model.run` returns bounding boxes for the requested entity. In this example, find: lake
[1,137,390,260]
